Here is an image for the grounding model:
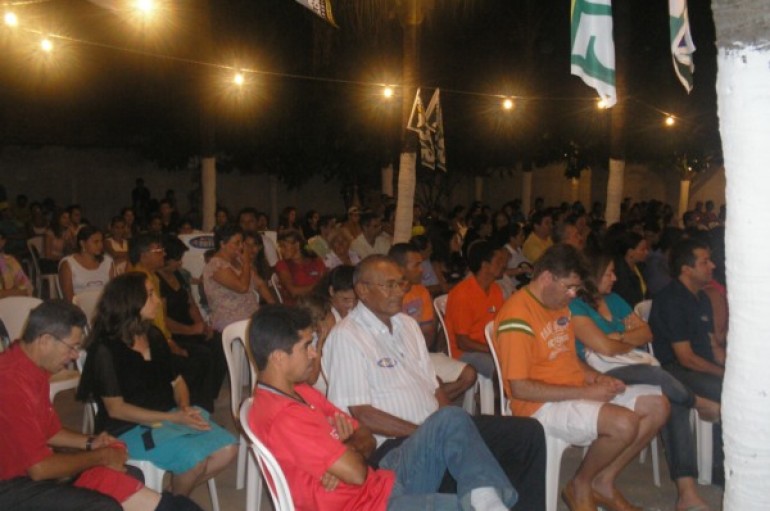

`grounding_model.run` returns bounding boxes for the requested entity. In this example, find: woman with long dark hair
[610,230,649,307]
[77,272,236,498]
[570,251,718,511]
